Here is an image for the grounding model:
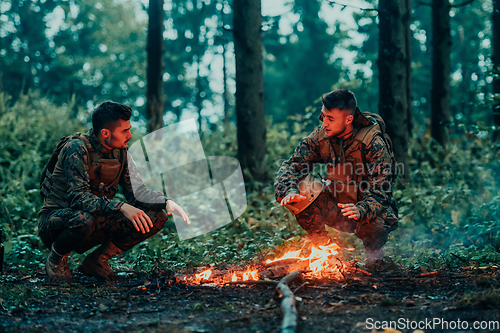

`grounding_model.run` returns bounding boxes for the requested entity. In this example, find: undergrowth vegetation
[1,91,499,275]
